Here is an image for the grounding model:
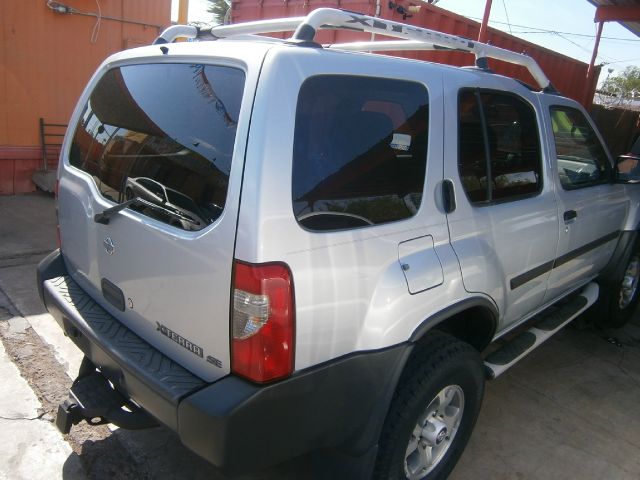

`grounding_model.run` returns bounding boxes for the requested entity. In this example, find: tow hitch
[56,363,157,434]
